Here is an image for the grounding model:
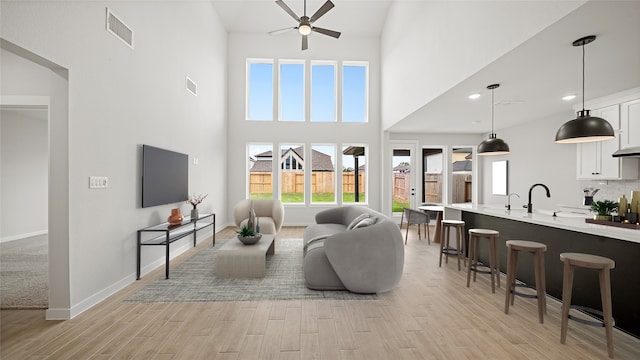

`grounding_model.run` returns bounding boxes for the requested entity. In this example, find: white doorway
[1,99,50,309]
[390,142,417,218]
[2,40,71,319]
